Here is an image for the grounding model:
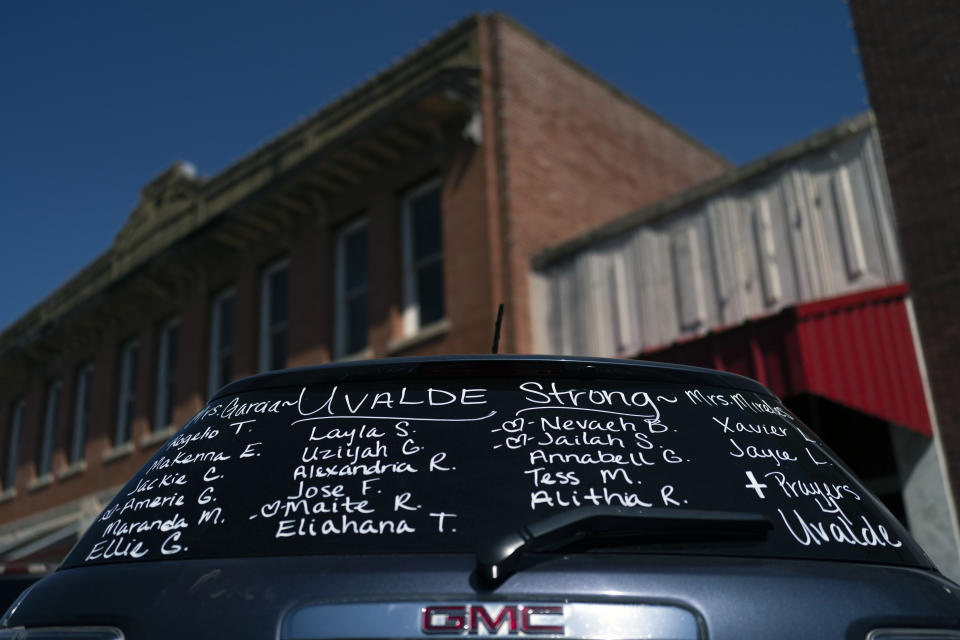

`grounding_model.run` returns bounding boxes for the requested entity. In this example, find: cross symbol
[744,471,767,499]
